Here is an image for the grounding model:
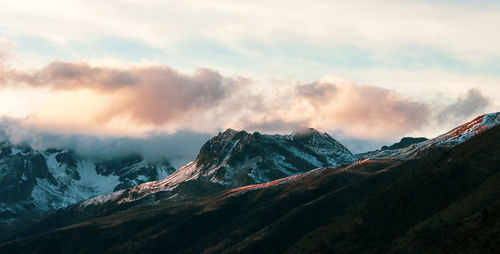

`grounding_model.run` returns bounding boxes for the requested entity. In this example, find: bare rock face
[85,128,357,207]
[0,143,175,223]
